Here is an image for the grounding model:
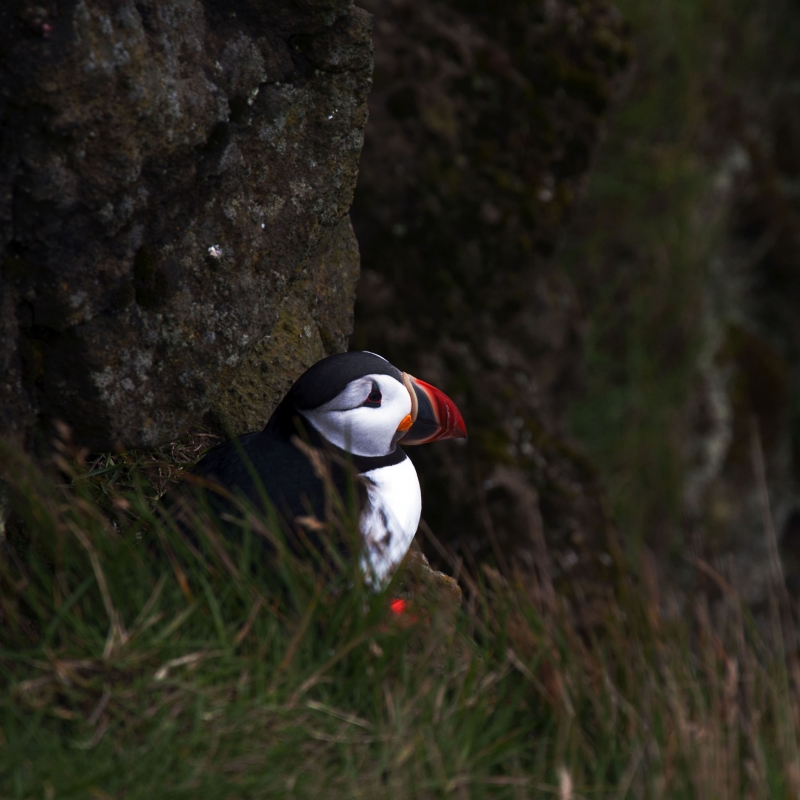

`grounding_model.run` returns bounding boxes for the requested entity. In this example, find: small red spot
[42,23,53,38]
[390,598,407,615]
